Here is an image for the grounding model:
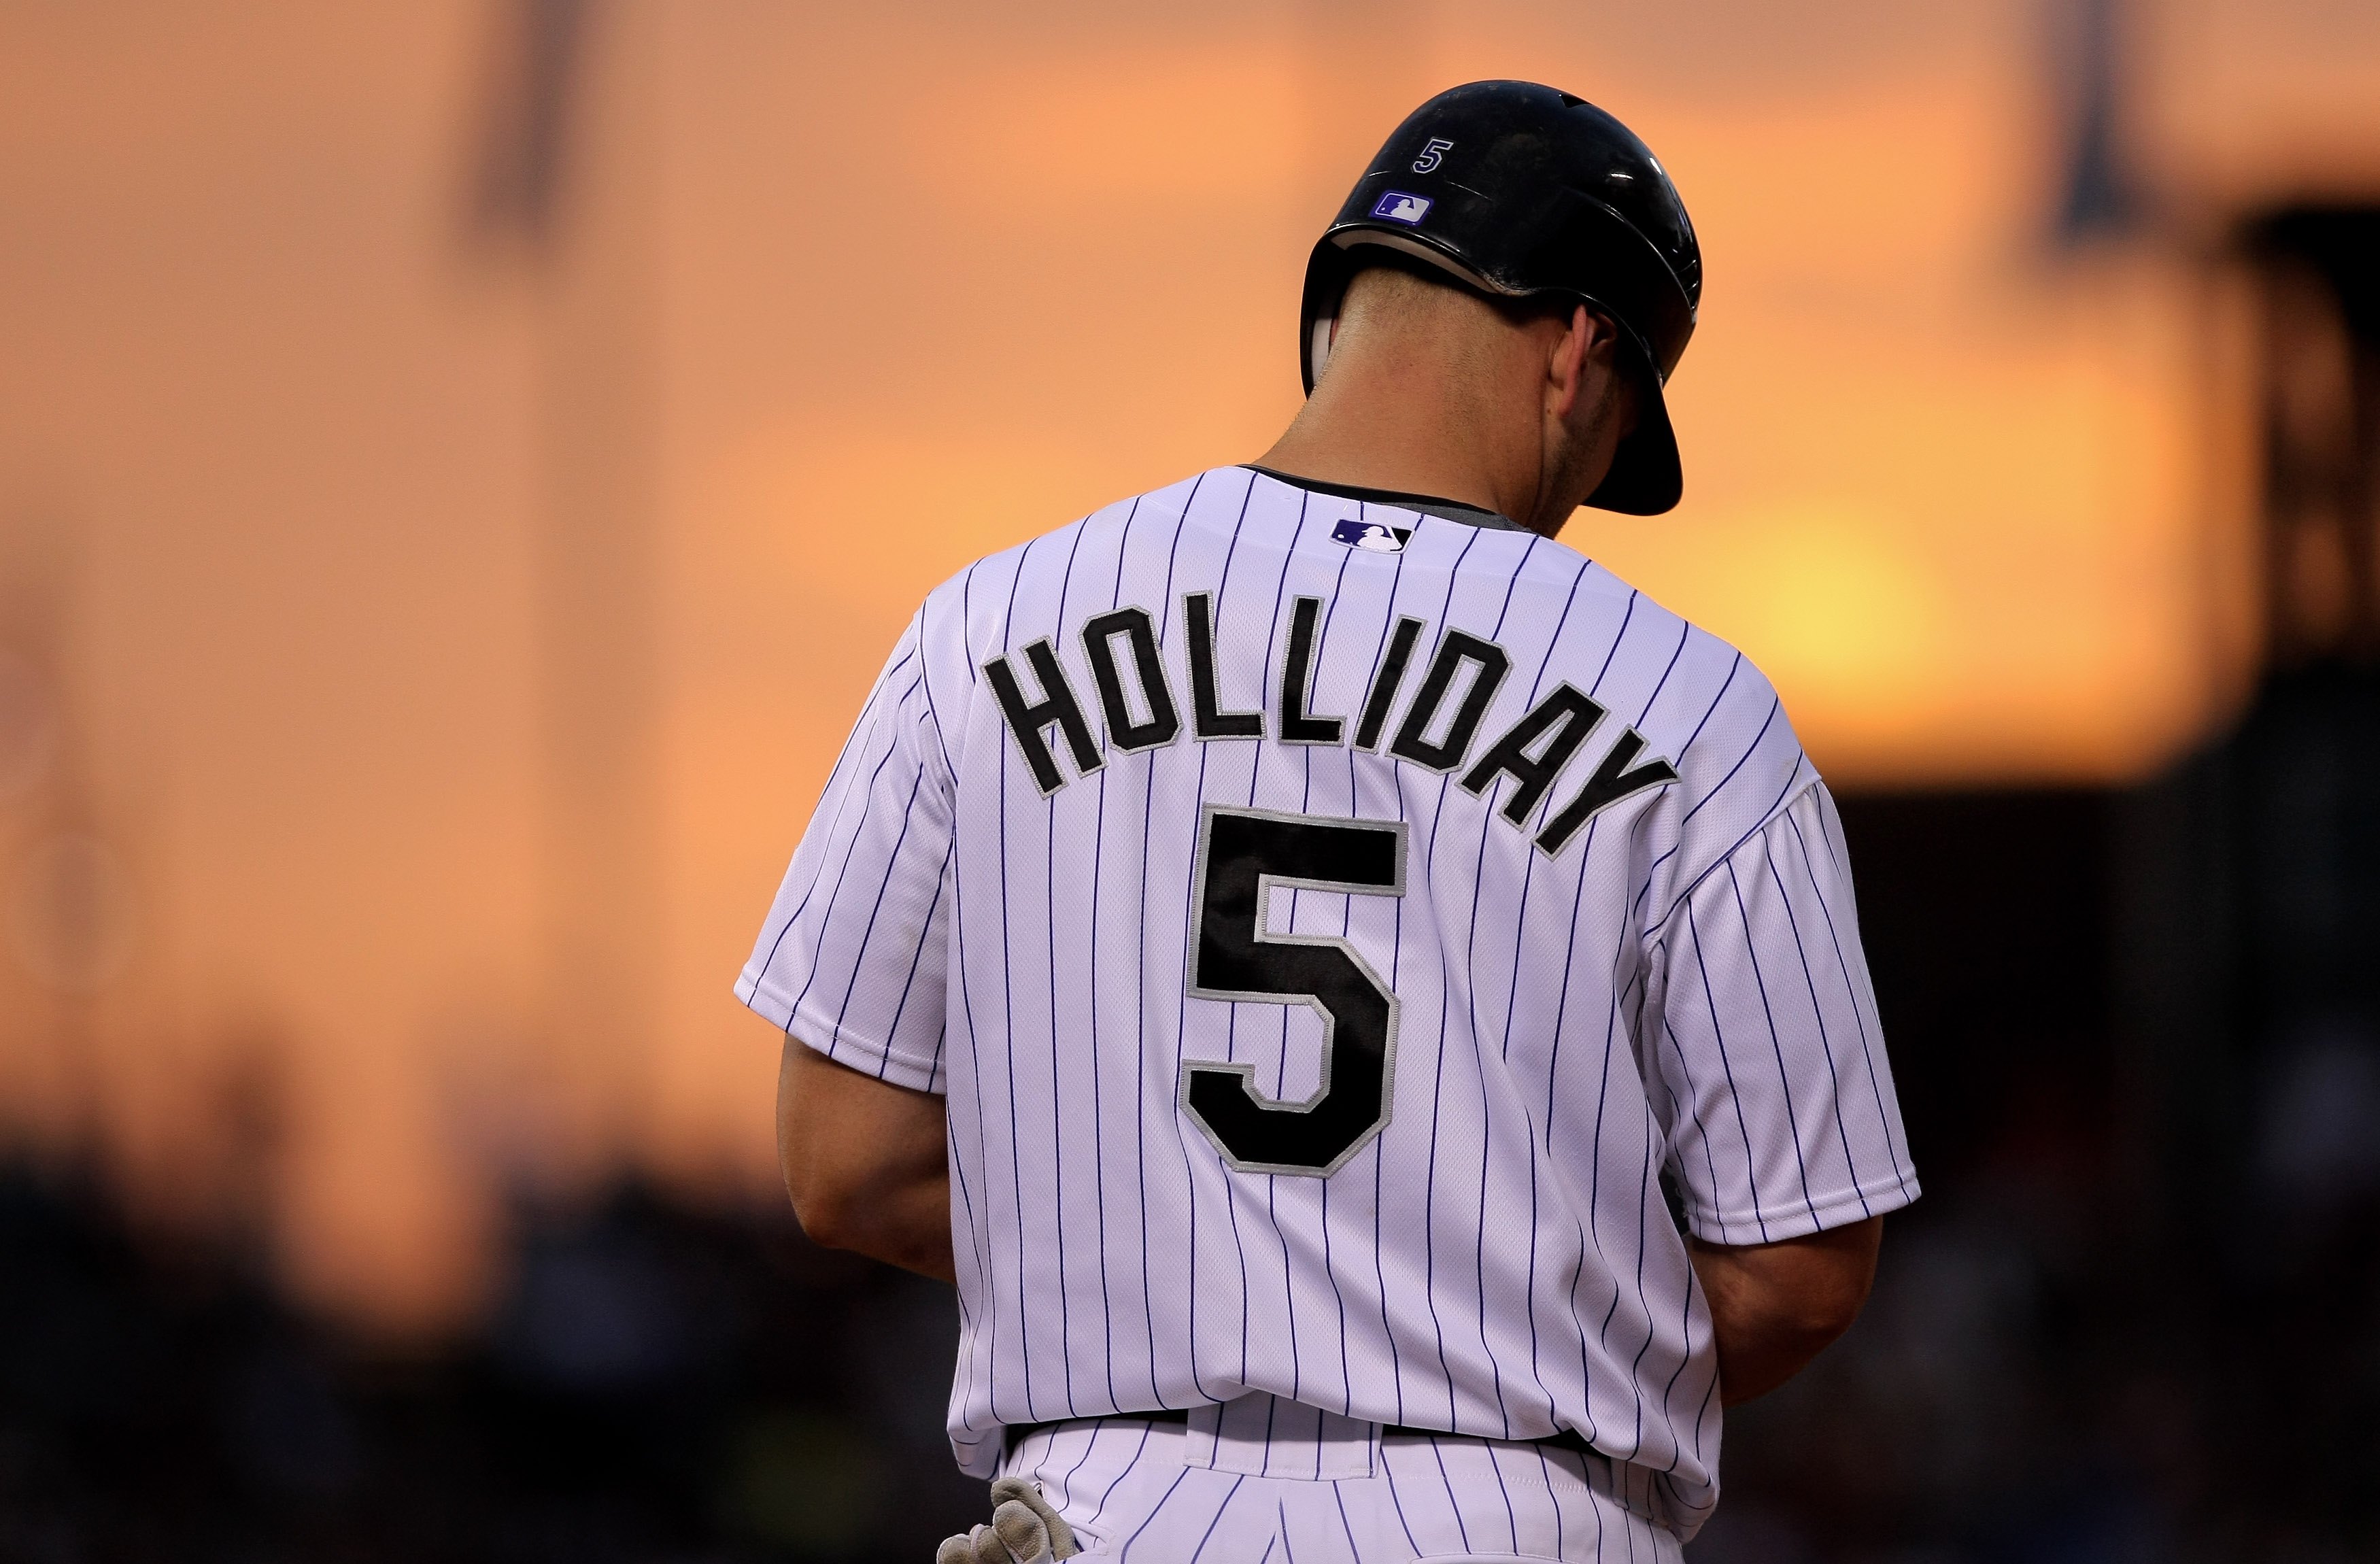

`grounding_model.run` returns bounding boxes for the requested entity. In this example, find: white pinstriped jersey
[737,466,1918,1535]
